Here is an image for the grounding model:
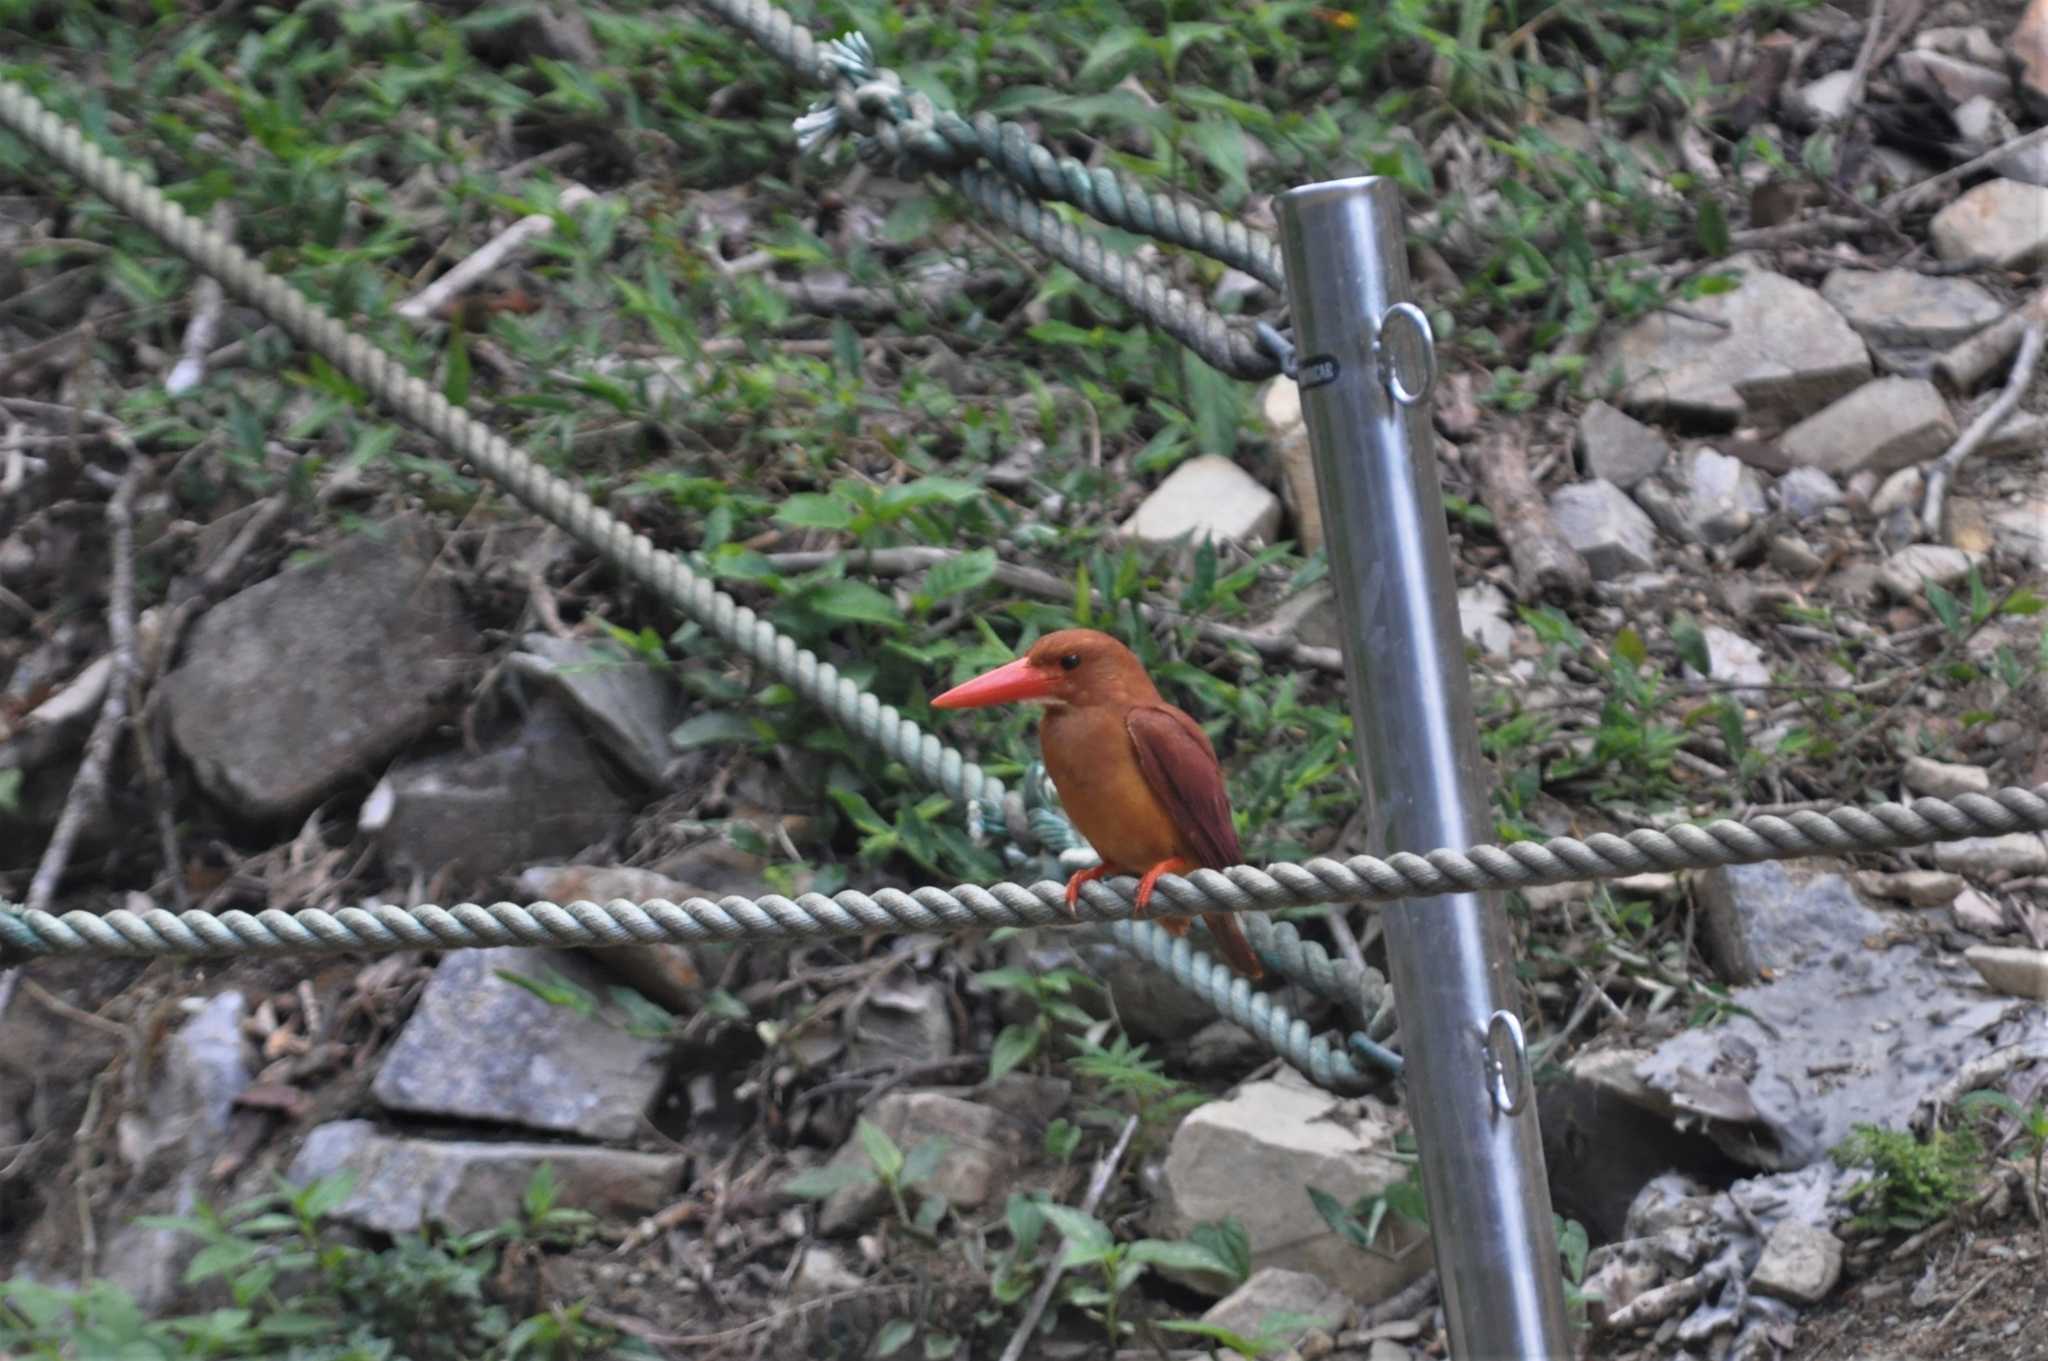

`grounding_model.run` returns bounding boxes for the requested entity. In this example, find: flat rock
[1902,755,1990,798]
[506,633,684,787]
[845,977,956,1070]
[1578,401,1671,488]
[1749,1221,1844,1304]
[1819,268,2005,353]
[1965,946,2048,1001]
[1893,49,2011,104]
[2014,0,2048,117]
[1696,859,1886,987]
[363,697,634,889]
[1776,378,1955,477]
[1878,543,1982,600]
[1952,887,2008,936]
[372,947,669,1140]
[1202,1267,1357,1346]
[517,864,705,1012]
[1264,377,1322,554]
[288,1120,683,1235]
[162,519,481,819]
[1550,480,1660,579]
[1154,1079,1428,1301]
[1988,500,2048,567]
[1933,833,2048,878]
[1931,181,2048,270]
[1122,453,1282,547]
[1774,467,1842,521]
[1869,467,1924,518]
[1591,263,1869,427]
[818,1091,1031,1232]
